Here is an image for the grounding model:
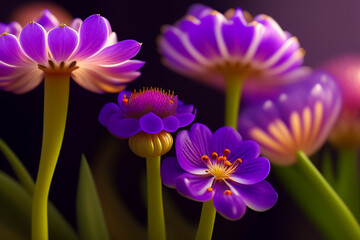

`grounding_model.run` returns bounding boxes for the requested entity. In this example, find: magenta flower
[161,123,277,220]
[158,3,306,90]
[238,71,342,165]
[0,10,143,94]
[99,88,196,137]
